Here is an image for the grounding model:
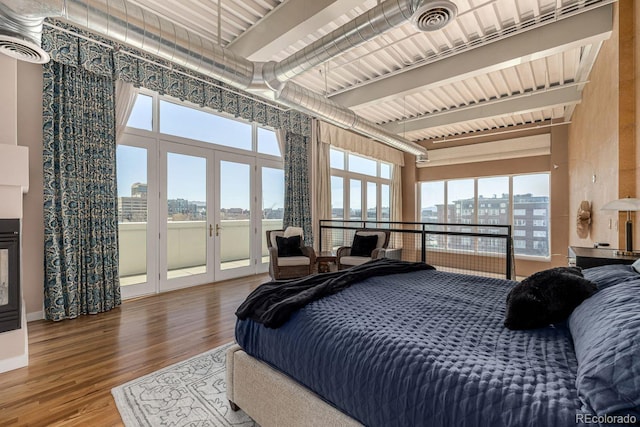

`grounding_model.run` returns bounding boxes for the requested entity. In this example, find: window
[159,100,252,150]
[514,240,527,249]
[350,180,361,220]
[418,172,551,258]
[117,145,149,285]
[513,173,550,257]
[329,148,393,222]
[127,94,153,131]
[331,176,344,219]
[257,127,280,157]
[420,181,444,222]
[348,153,377,176]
